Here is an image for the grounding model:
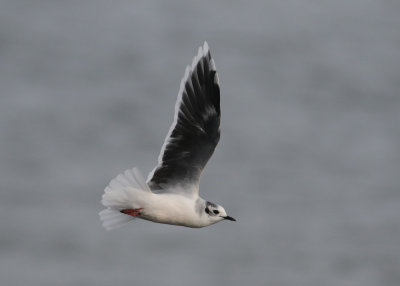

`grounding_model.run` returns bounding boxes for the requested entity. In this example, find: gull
[99,42,235,230]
